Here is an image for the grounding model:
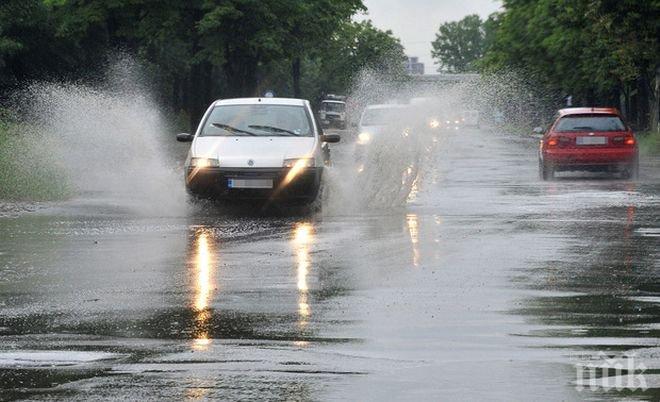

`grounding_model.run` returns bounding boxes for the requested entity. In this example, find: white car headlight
[190,157,219,168]
[283,158,314,168]
[357,132,372,145]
